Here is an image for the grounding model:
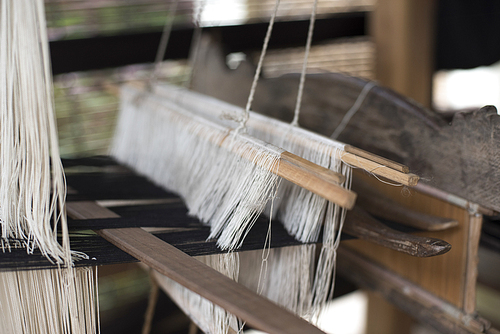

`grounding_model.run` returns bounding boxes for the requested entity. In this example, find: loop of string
[331,80,377,139]
[238,0,281,133]
[147,0,180,90]
[291,0,319,127]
